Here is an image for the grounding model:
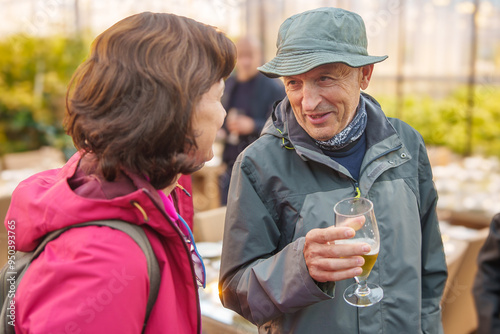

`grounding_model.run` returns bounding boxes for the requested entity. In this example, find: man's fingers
[304,242,370,266]
[325,242,371,258]
[312,268,363,283]
[307,256,364,282]
[308,260,364,283]
[312,257,365,271]
[337,216,366,231]
[306,226,355,244]
[304,224,373,283]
